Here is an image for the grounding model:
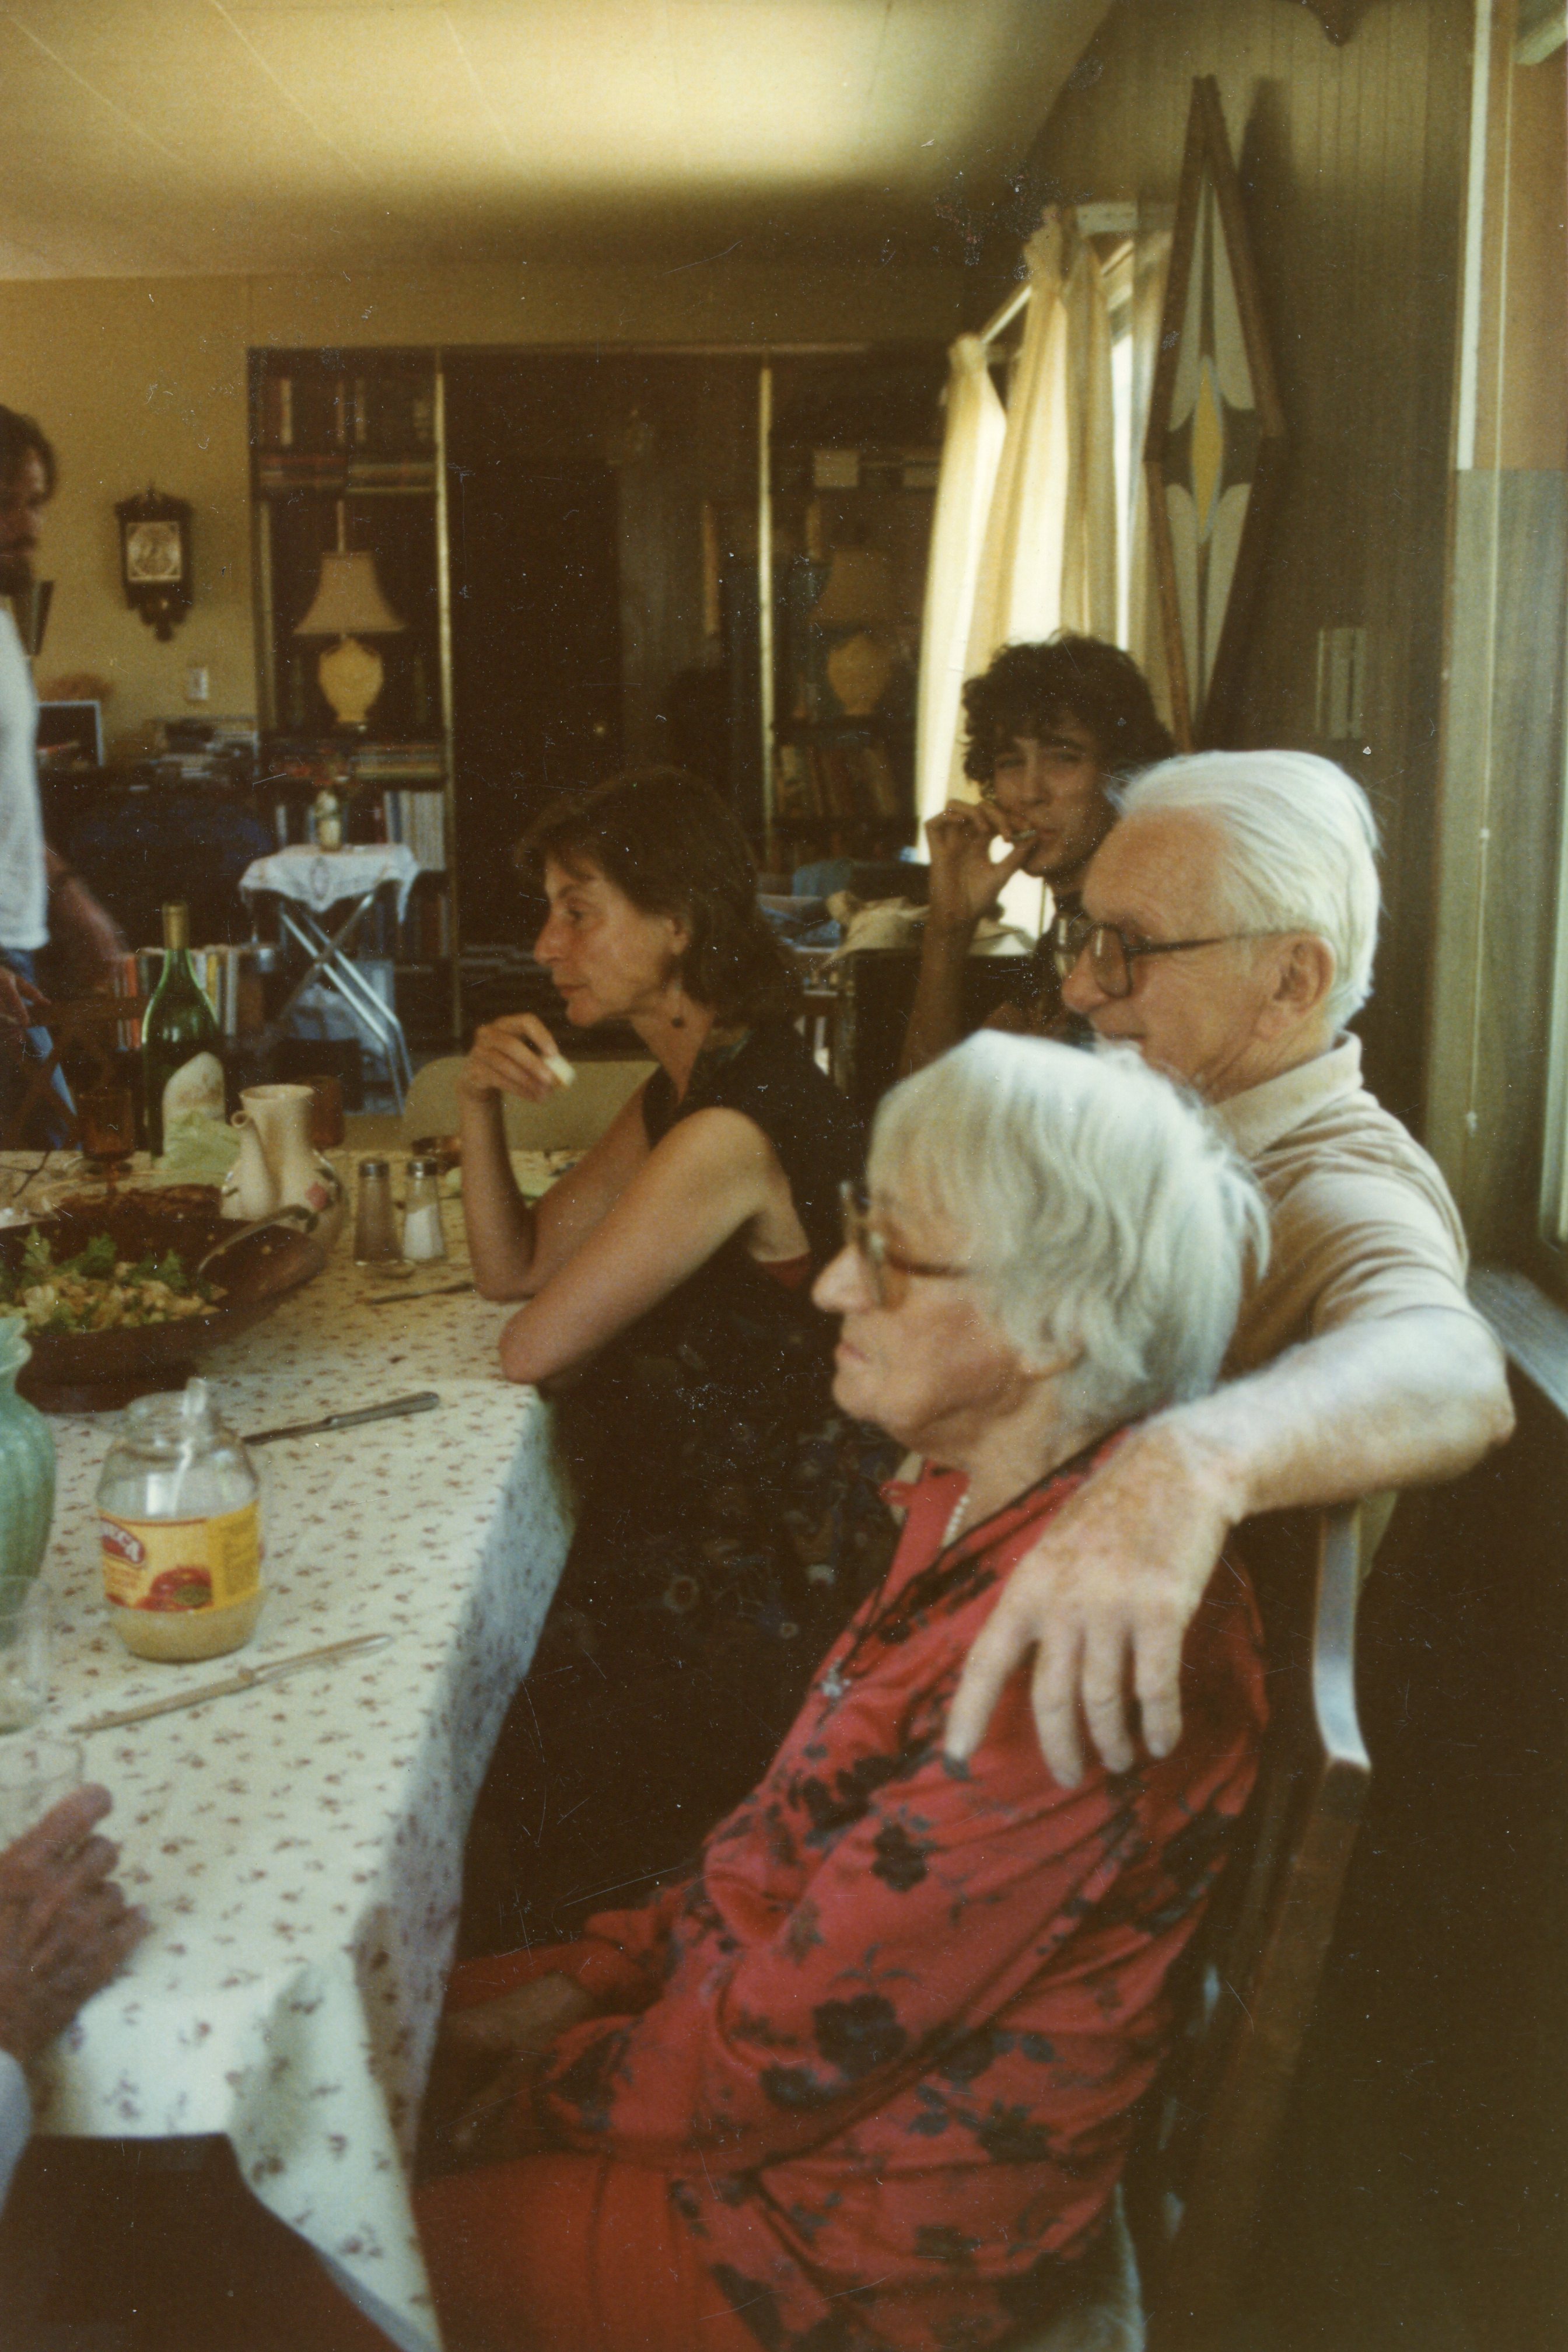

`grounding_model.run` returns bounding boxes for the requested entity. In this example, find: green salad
[0,1228,225,1336]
